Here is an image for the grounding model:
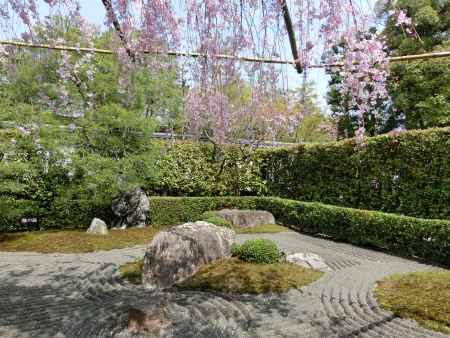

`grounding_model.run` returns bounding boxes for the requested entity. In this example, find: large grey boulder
[111,187,149,229]
[86,218,108,235]
[212,209,275,228]
[142,221,235,289]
